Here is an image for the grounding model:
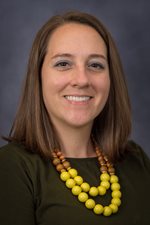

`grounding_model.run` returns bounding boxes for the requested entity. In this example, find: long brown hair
[5,11,131,162]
